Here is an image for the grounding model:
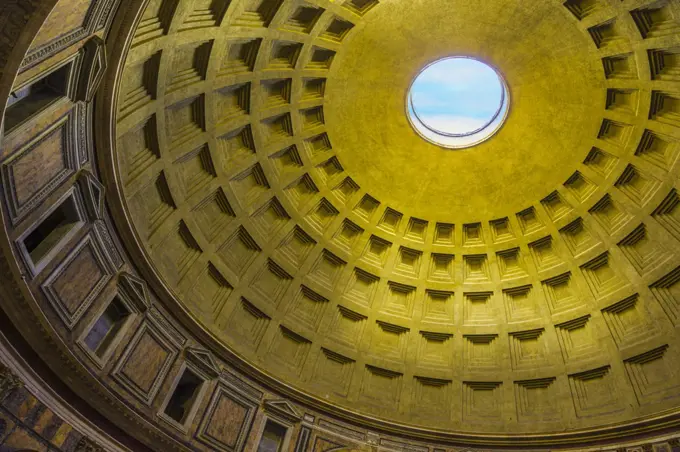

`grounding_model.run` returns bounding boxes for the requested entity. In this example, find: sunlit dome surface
[407,57,509,148]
